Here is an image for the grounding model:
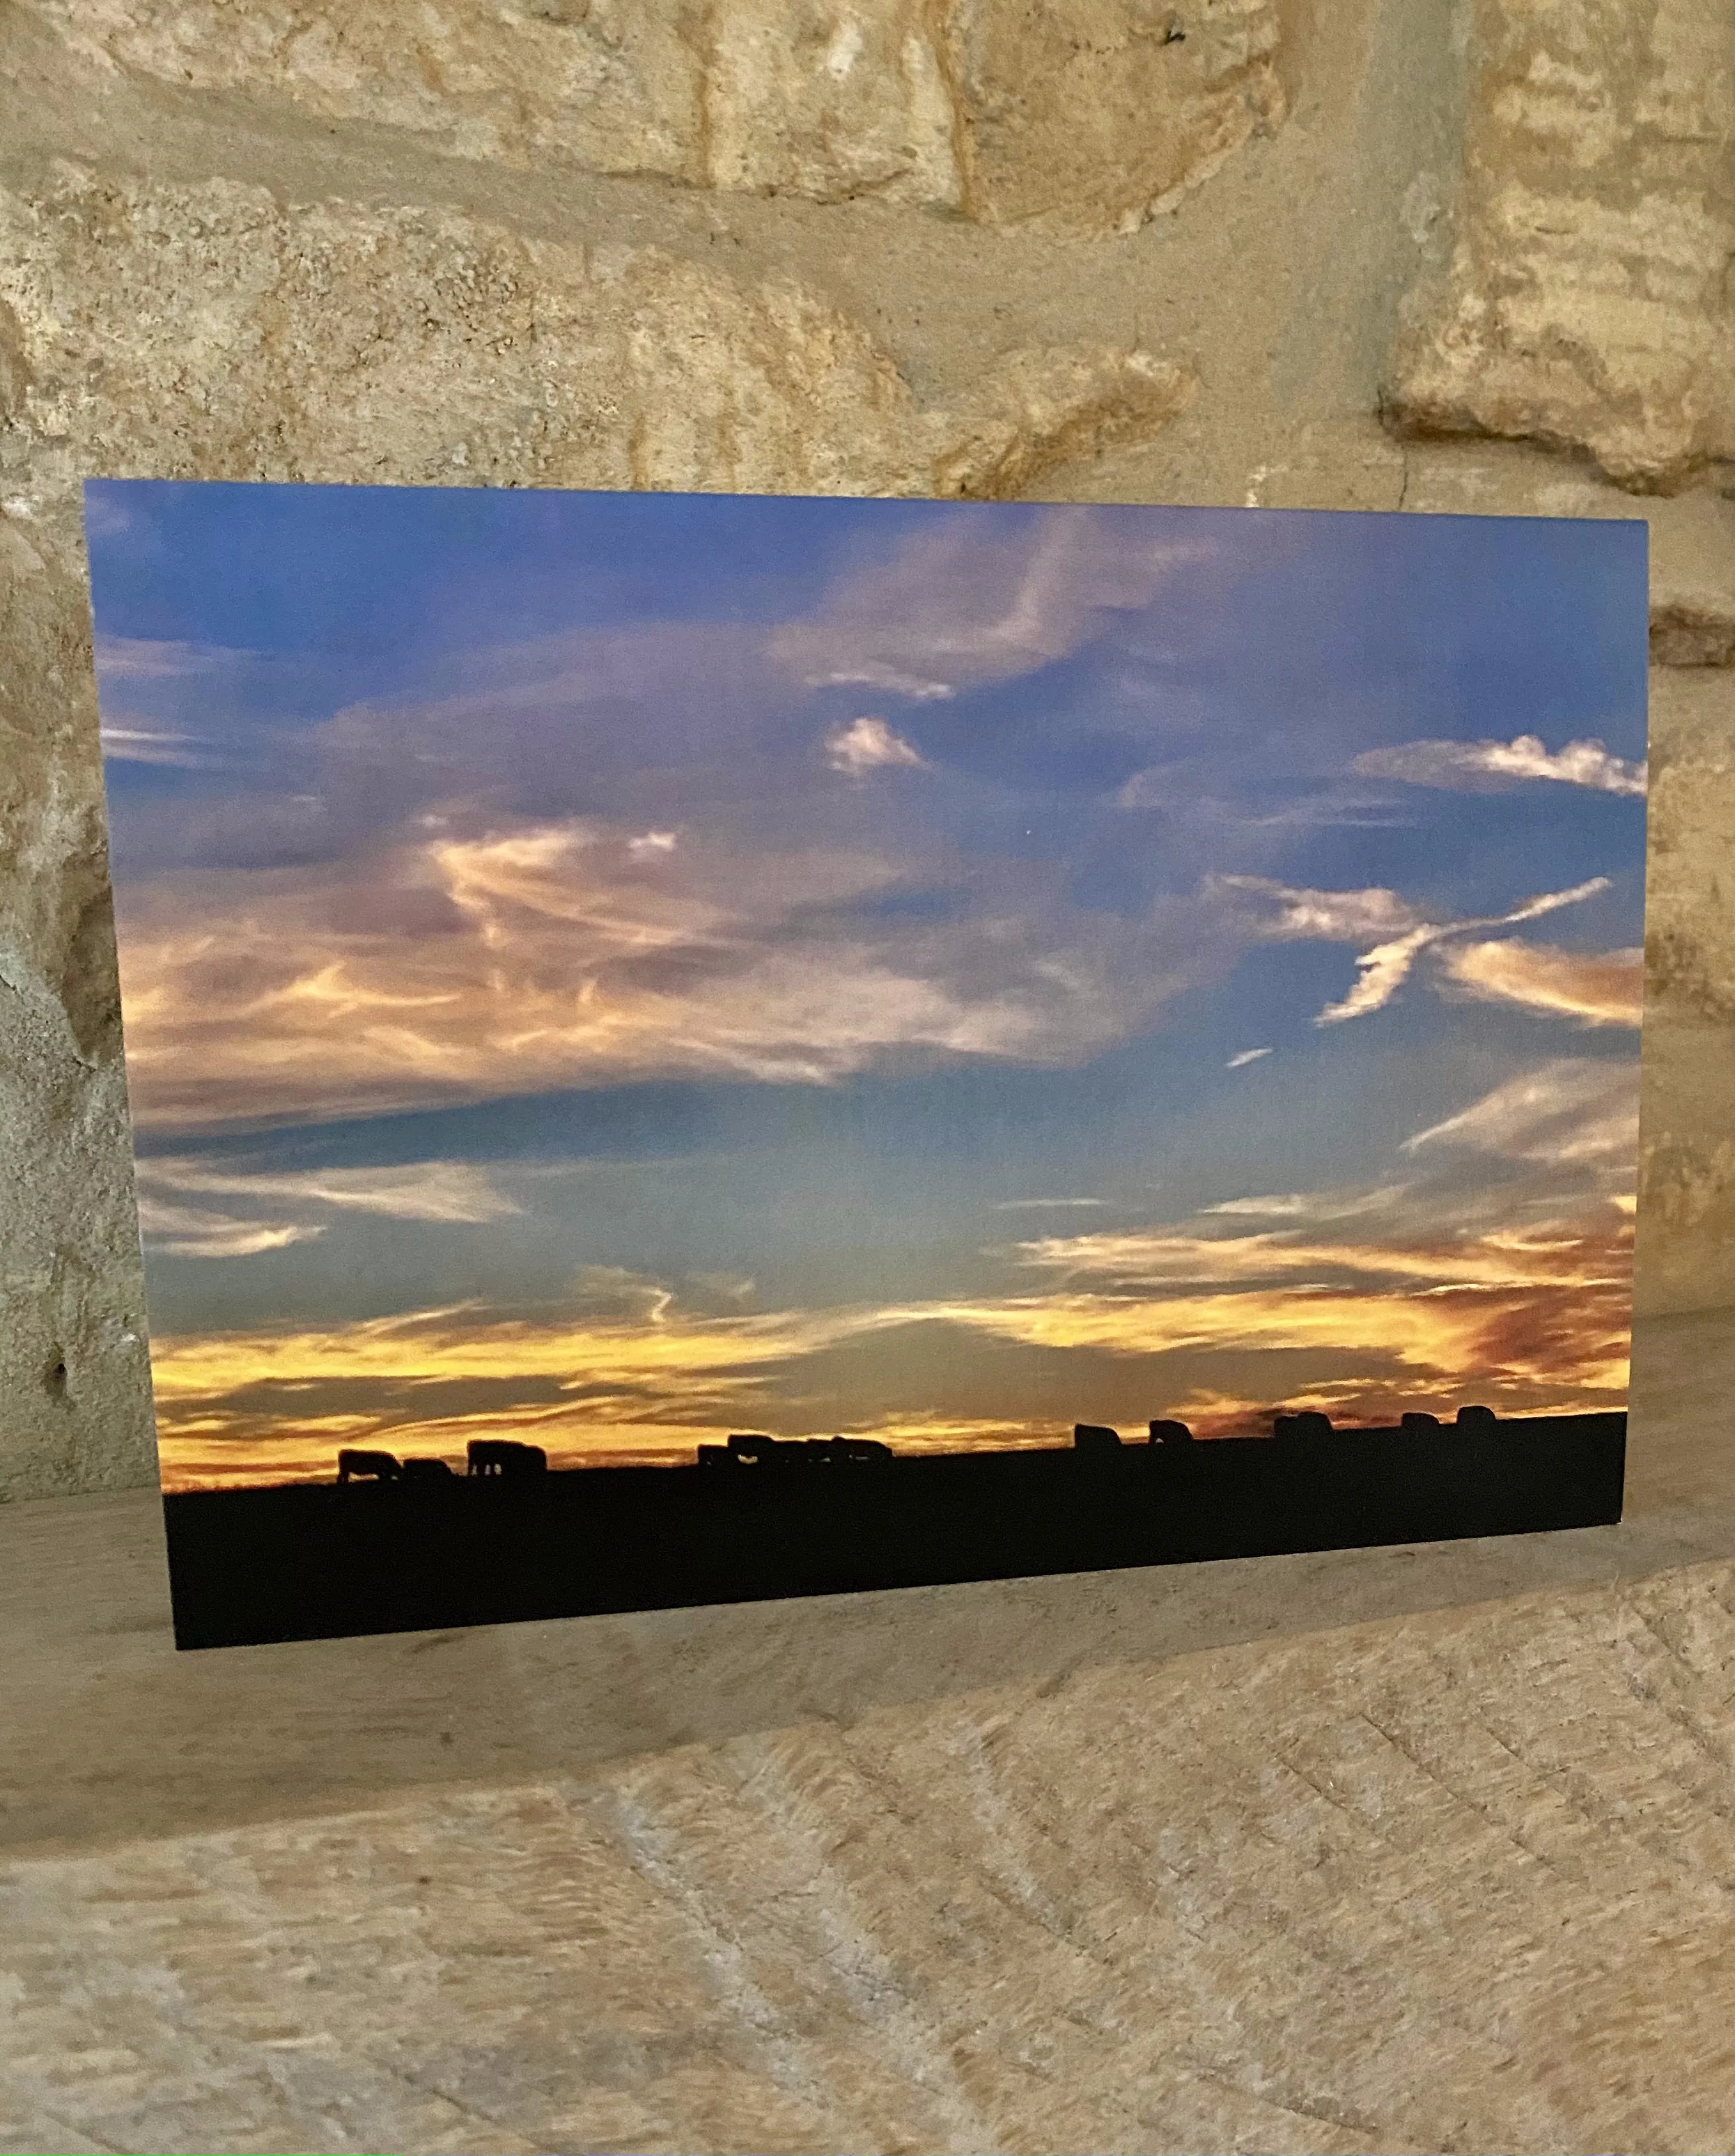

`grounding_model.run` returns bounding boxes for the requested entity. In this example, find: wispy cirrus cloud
[150,1225,1632,1483]
[134,1157,521,1261]
[771,507,1215,702]
[138,1157,522,1224]
[134,1198,325,1260]
[1352,733,1647,797]
[1434,941,1643,1028]
[98,725,221,770]
[993,1196,1112,1211]
[1213,873,1614,1025]
[1404,1059,1639,1168]
[1201,1186,1408,1221]
[115,813,1212,1129]
[811,663,958,702]
[92,634,254,682]
[147,1059,1636,1487]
